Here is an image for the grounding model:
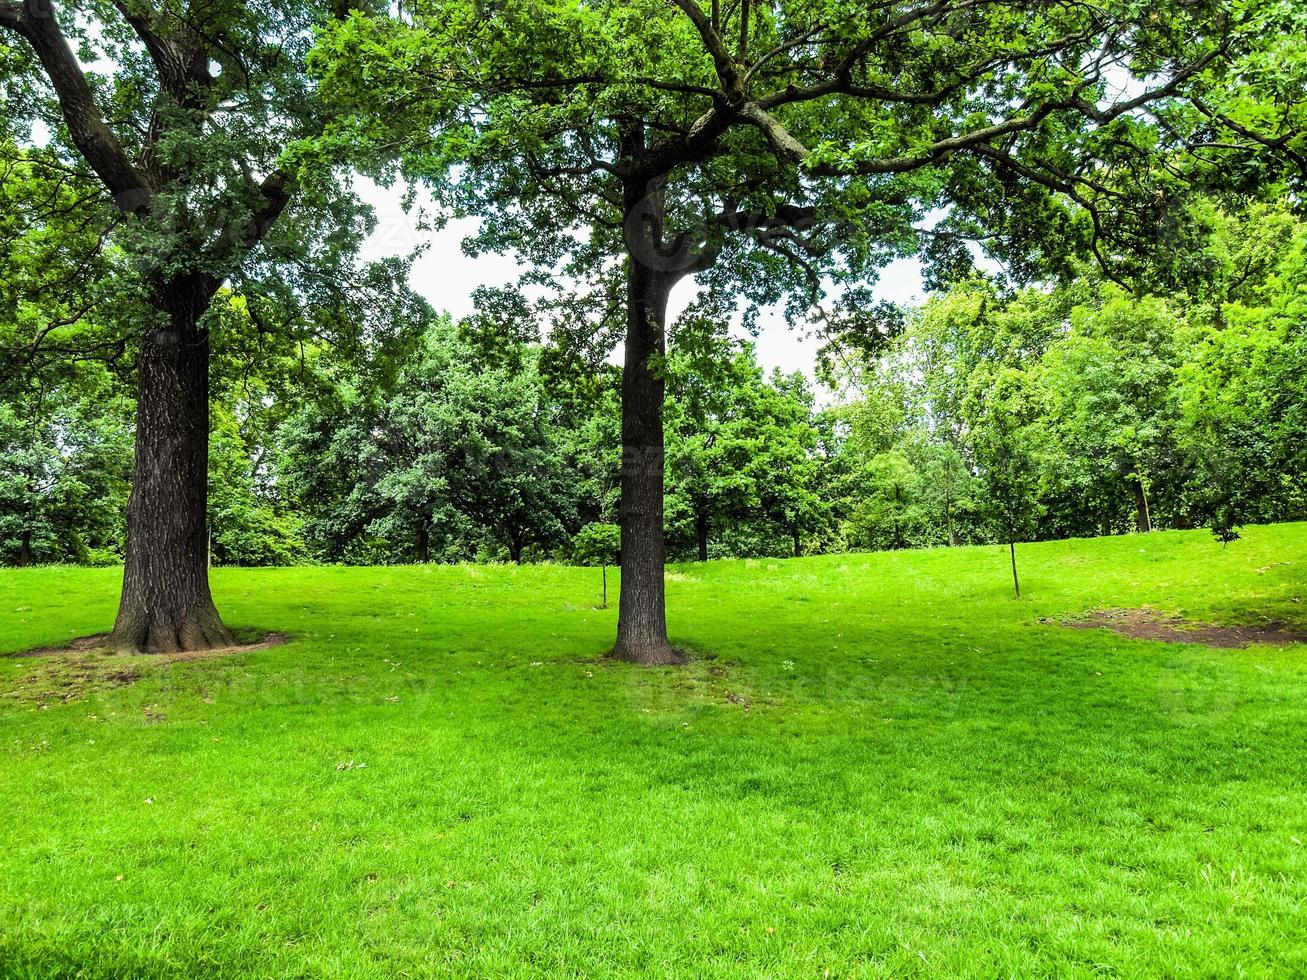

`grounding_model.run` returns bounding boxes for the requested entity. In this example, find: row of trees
[7,198,1306,576]
[2,0,1303,659]
[1,307,828,568]
[836,201,1307,554]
